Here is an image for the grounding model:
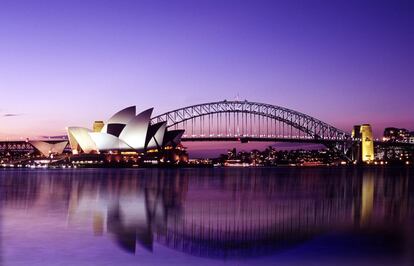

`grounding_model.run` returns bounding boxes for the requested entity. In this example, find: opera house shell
[30,140,68,157]
[67,106,184,154]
